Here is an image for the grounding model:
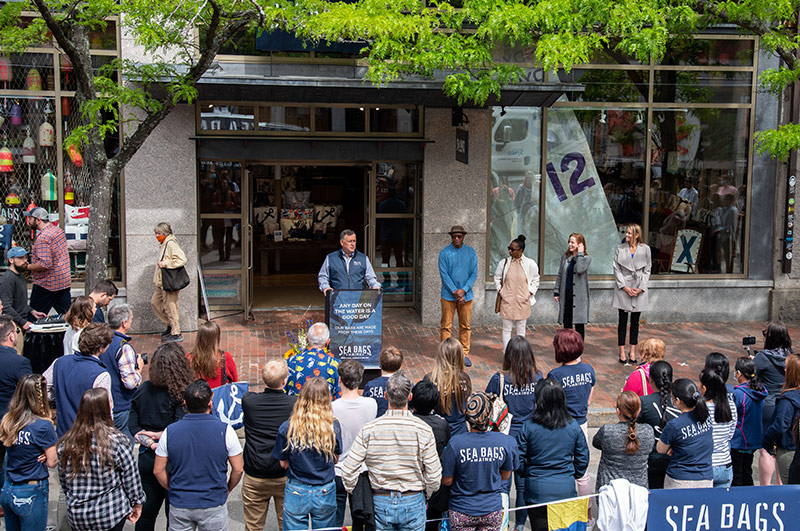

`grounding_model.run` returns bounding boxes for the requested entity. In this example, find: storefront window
[648,108,749,274]
[653,71,752,104]
[258,106,310,132]
[658,38,755,67]
[198,160,243,270]
[557,69,649,102]
[489,107,541,271]
[199,105,255,132]
[542,106,647,275]
[315,107,366,133]
[369,108,419,133]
